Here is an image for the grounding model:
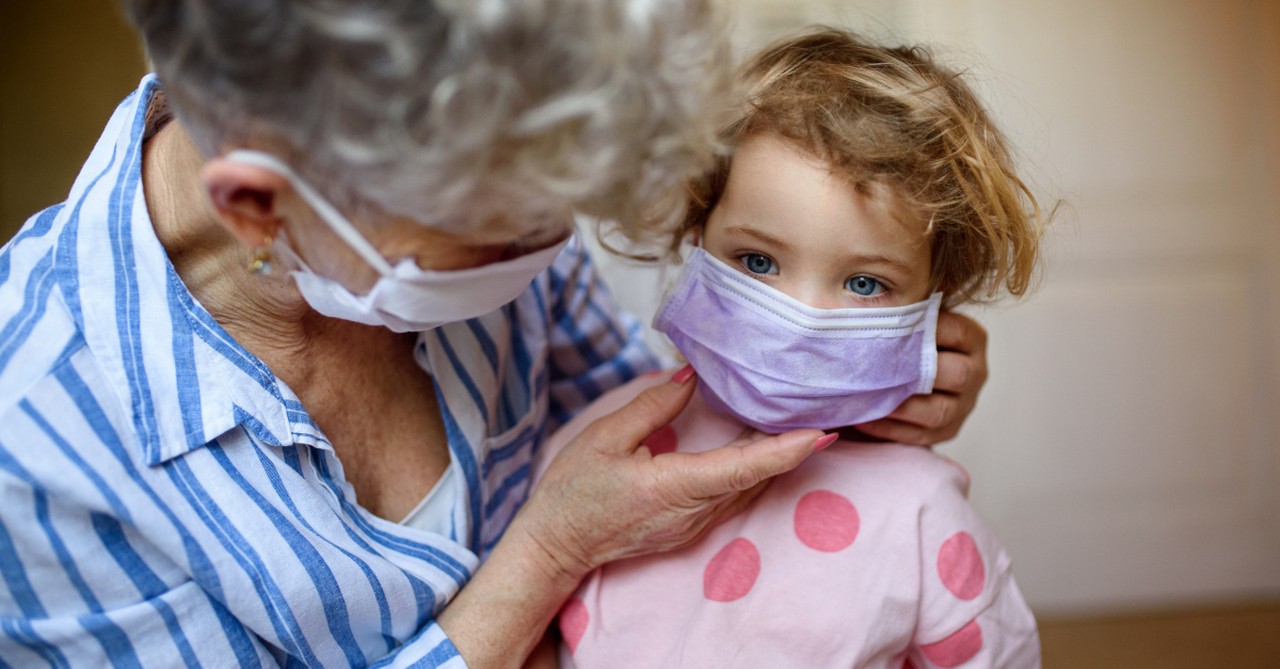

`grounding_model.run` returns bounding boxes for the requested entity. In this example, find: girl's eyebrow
[722,224,792,251]
[725,224,916,275]
[841,252,916,276]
